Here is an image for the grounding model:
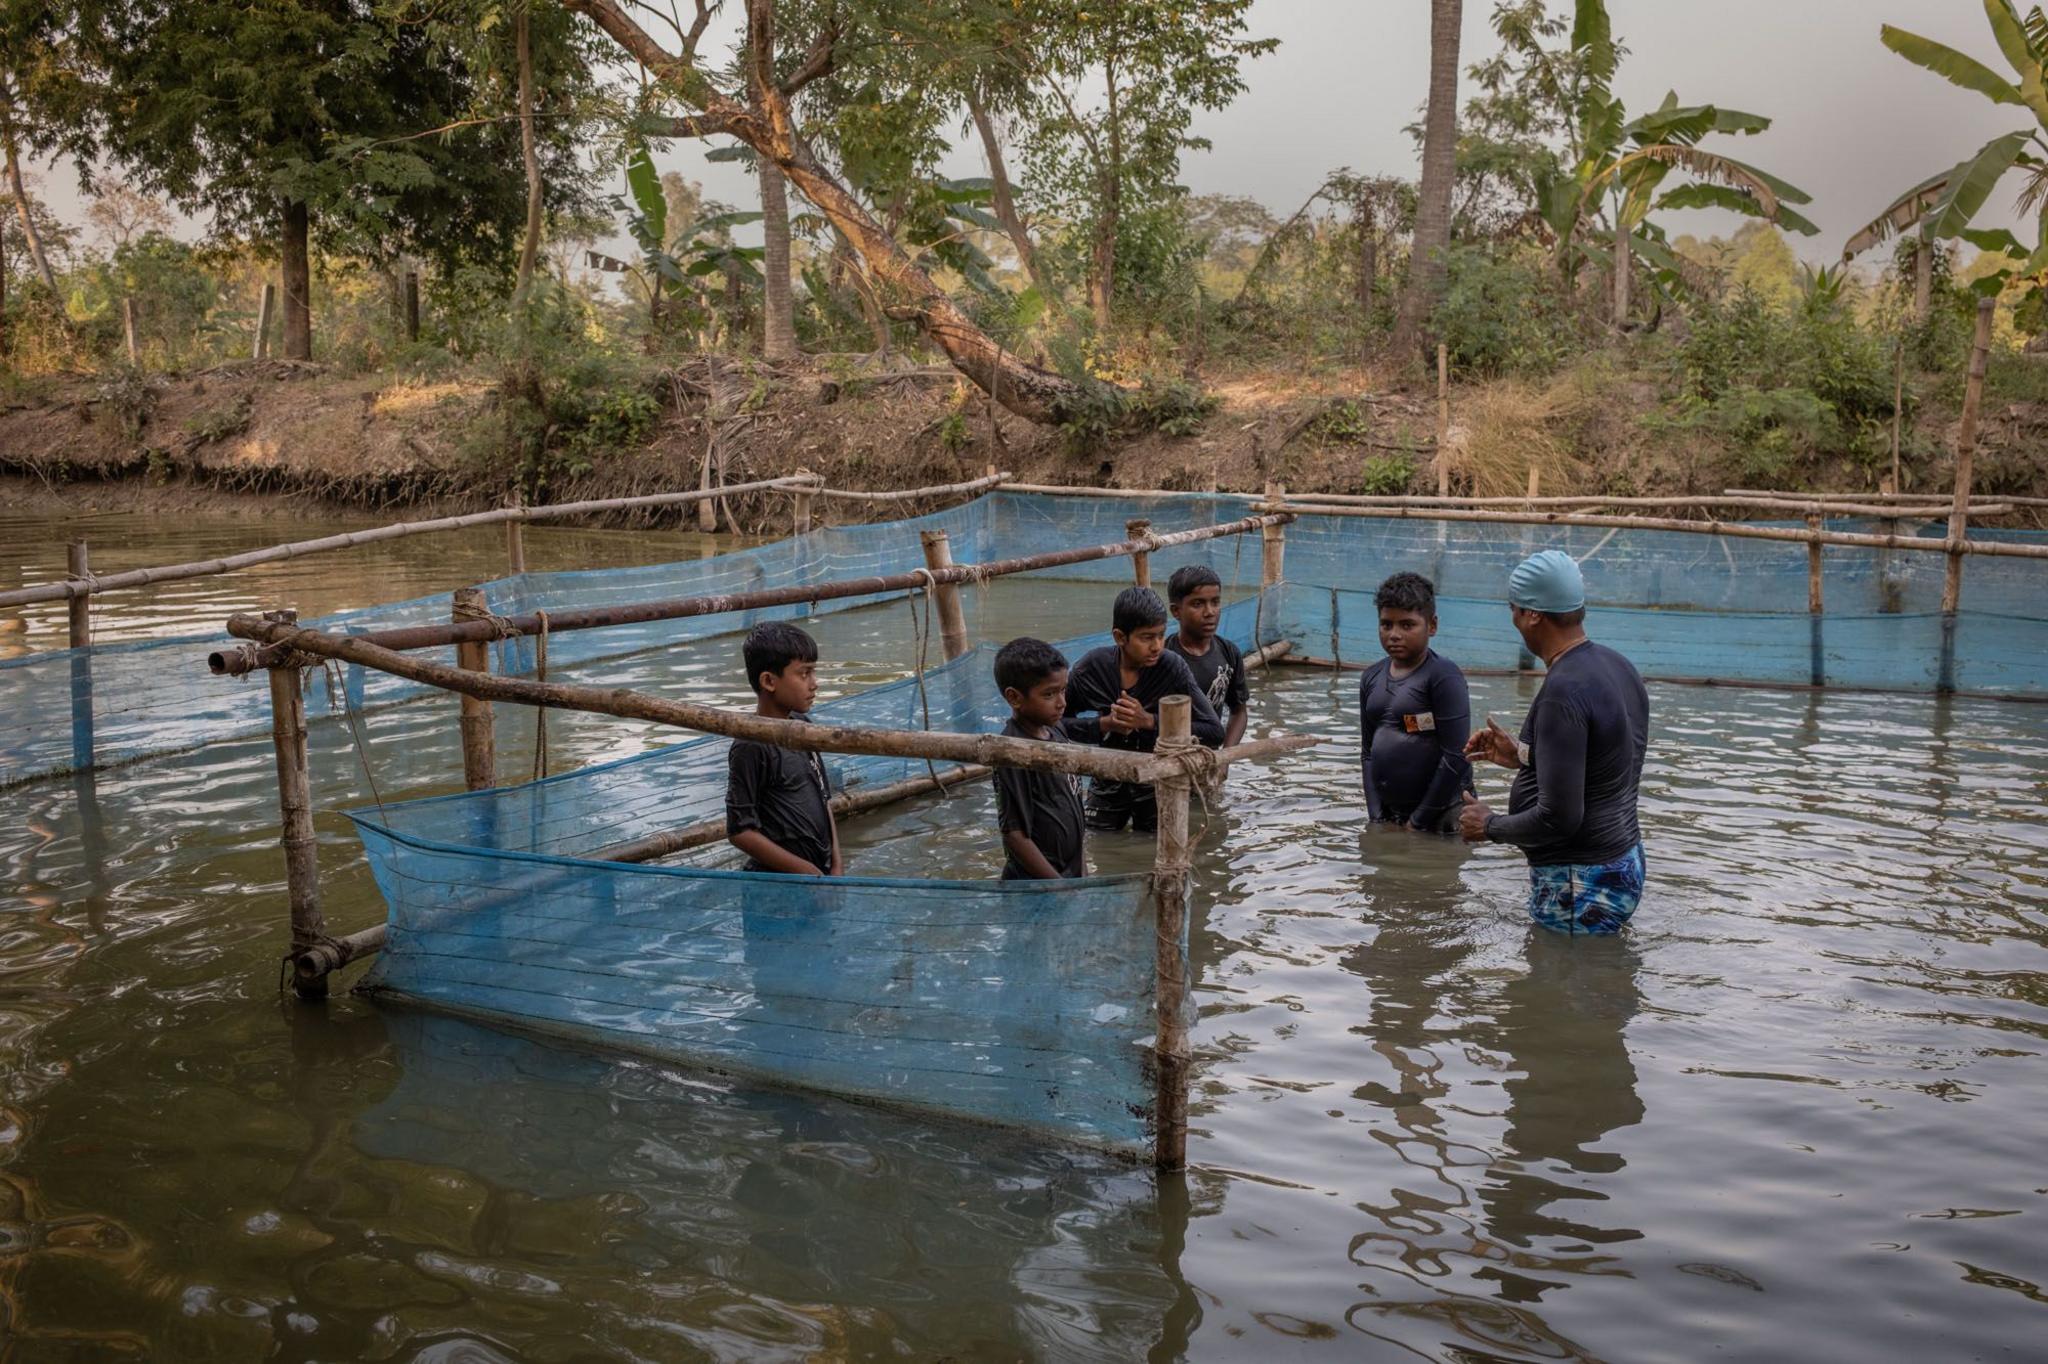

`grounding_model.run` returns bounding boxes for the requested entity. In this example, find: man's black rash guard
[1487,640,1650,866]
[1358,650,1472,827]
[1063,646,1225,751]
